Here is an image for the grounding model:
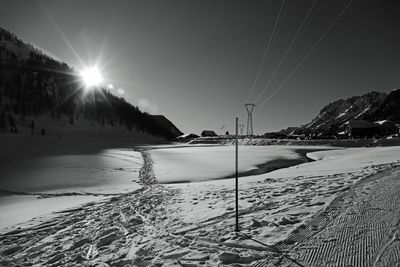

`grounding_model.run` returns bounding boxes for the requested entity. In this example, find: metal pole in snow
[235,117,239,232]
